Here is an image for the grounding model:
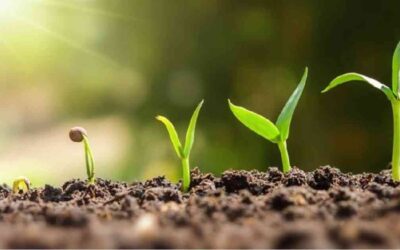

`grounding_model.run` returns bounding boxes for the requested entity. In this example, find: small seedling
[322,41,400,181]
[156,100,204,192]
[69,126,96,184]
[229,68,308,173]
[13,176,30,194]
